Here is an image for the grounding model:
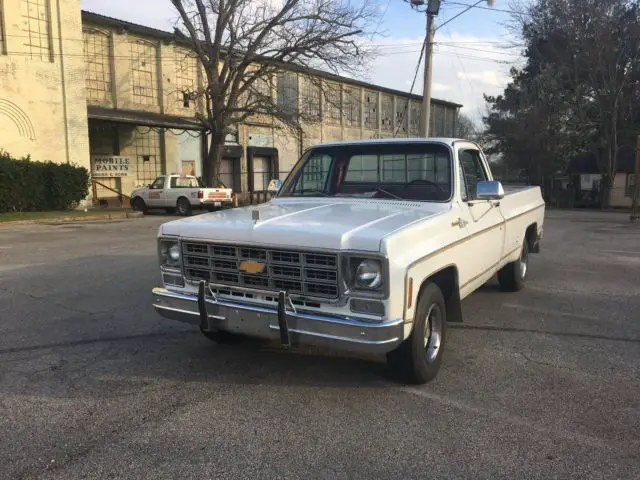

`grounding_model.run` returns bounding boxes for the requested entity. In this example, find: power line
[393,38,426,138]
